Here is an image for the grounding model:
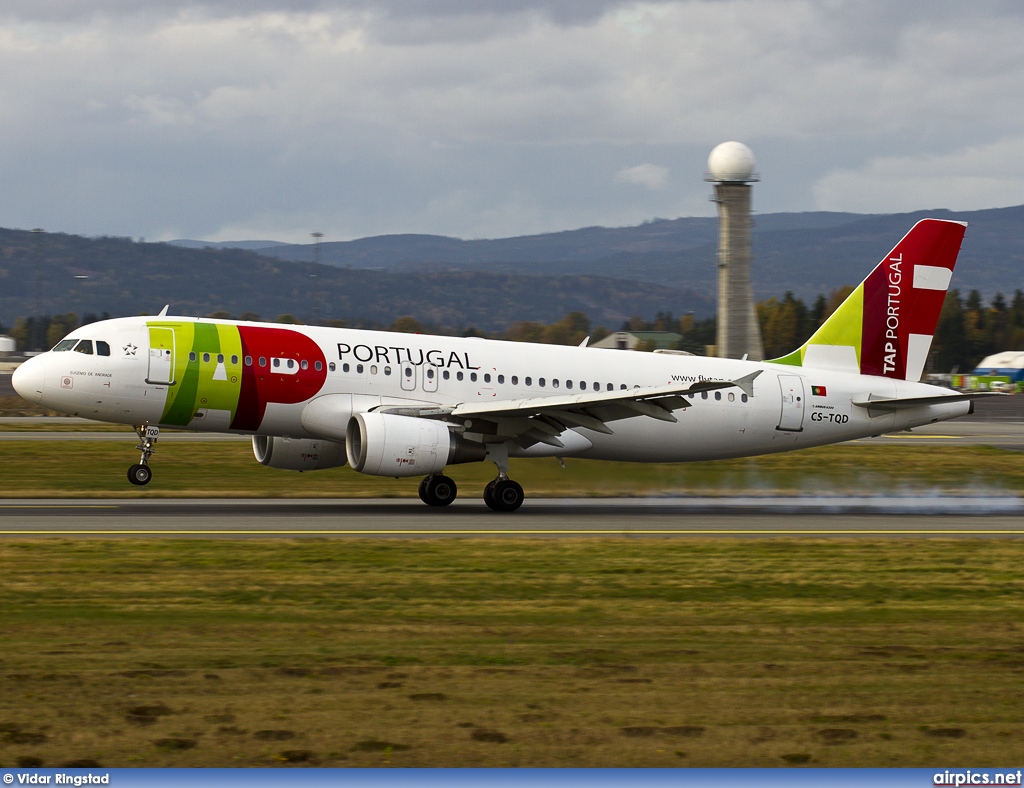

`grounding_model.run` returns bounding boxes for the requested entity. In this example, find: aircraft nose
[12,355,45,404]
